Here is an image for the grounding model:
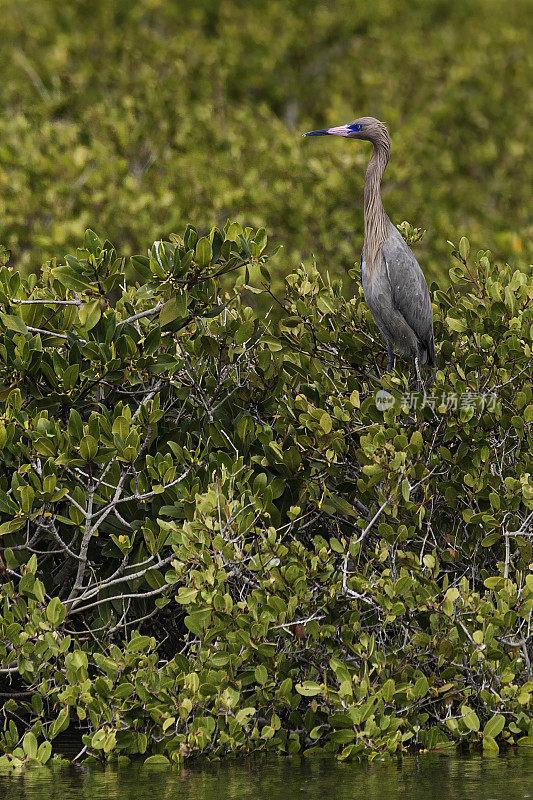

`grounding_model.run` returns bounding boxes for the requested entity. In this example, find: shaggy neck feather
[363,131,391,274]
